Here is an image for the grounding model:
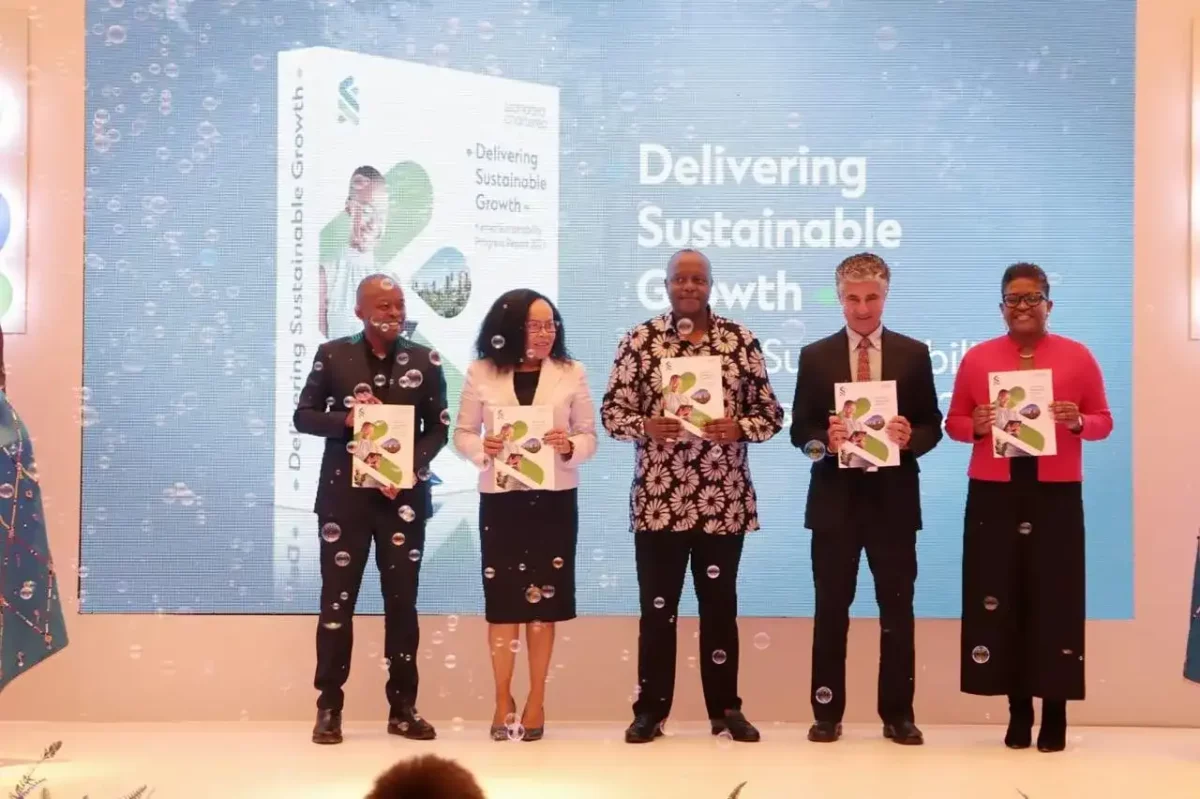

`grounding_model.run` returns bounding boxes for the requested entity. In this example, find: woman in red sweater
[945,263,1113,752]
